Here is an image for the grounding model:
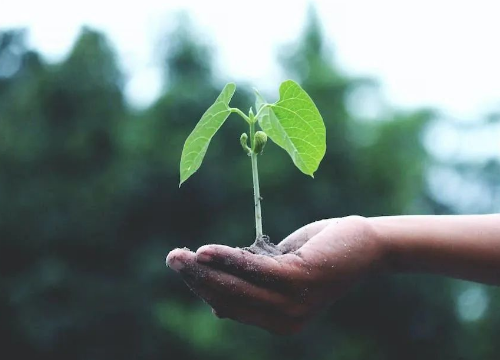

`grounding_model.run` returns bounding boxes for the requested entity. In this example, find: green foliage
[179,83,236,185]
[180,79,326,185]
[258,80,326,176]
